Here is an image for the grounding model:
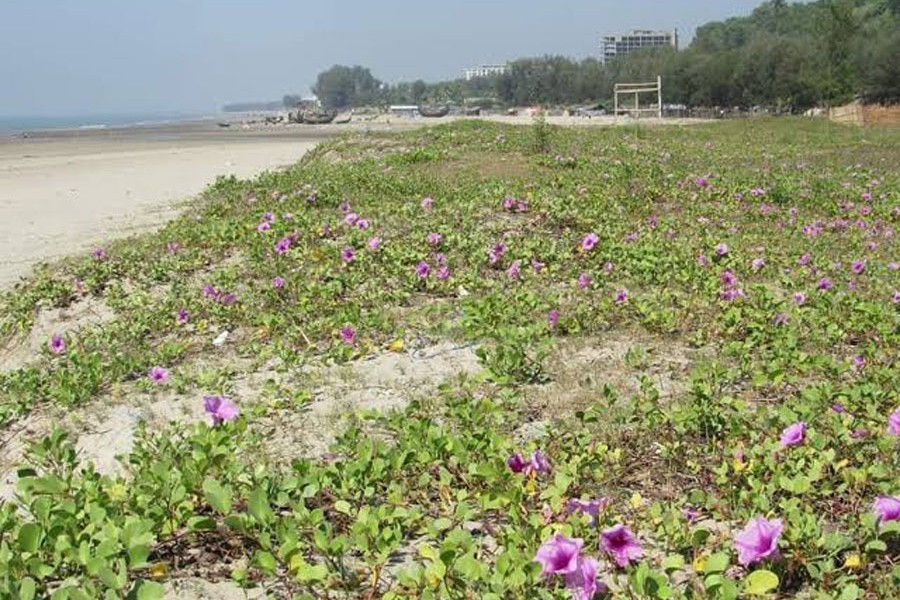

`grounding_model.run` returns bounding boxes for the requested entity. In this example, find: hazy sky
[1,0,764,116]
